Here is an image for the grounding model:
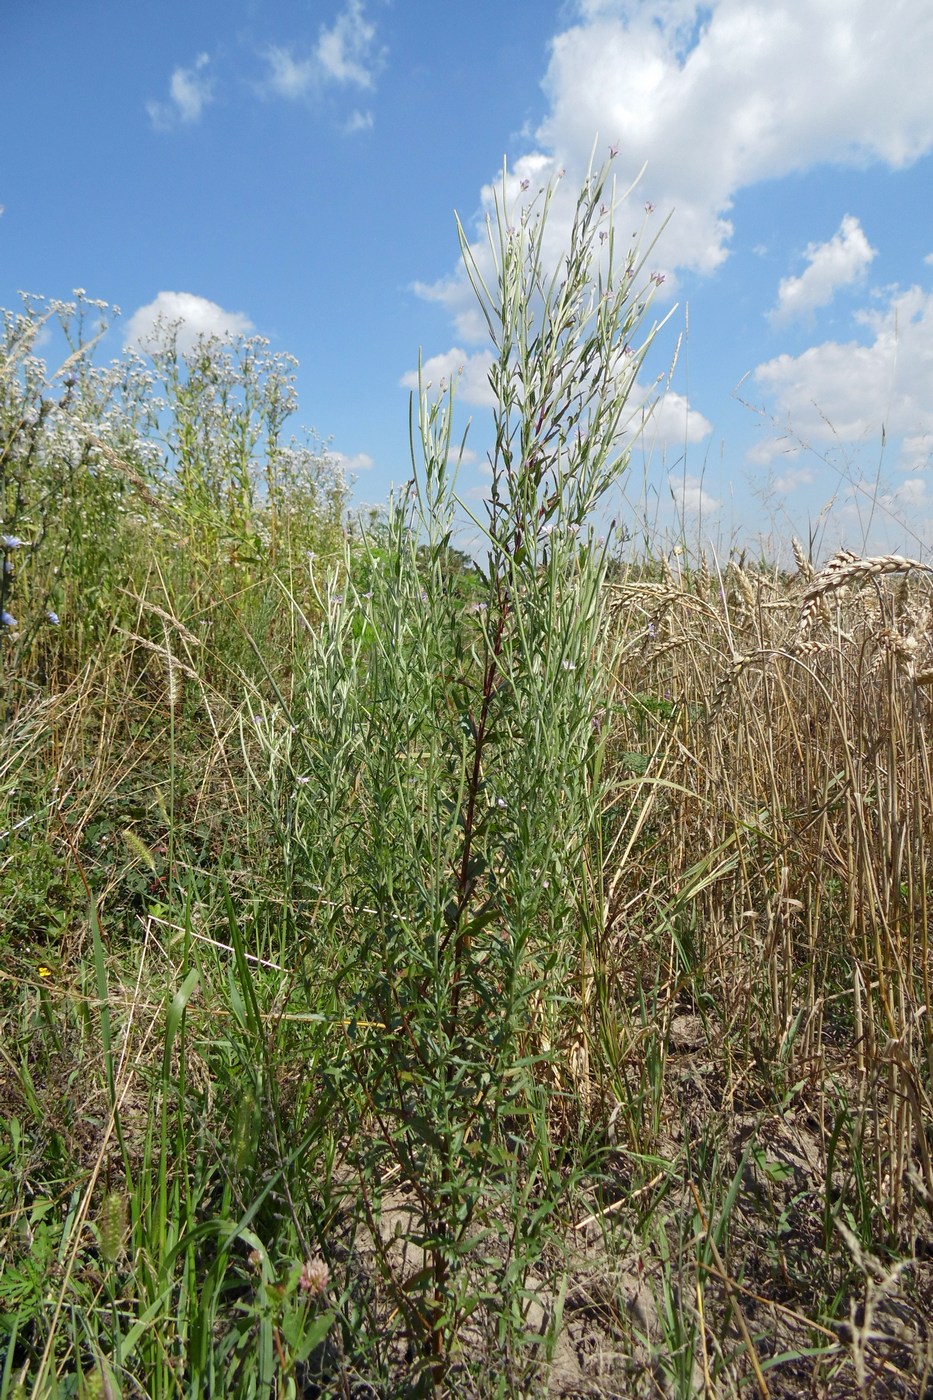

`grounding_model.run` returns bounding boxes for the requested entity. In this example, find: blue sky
[3,0,933,560]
